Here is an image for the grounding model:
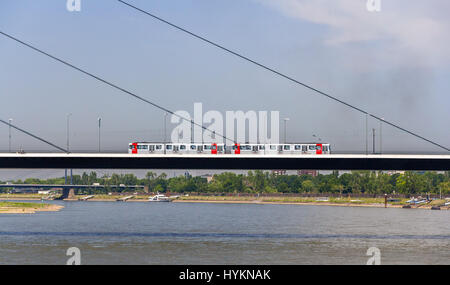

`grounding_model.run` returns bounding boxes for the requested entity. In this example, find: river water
[0,201,448,264]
